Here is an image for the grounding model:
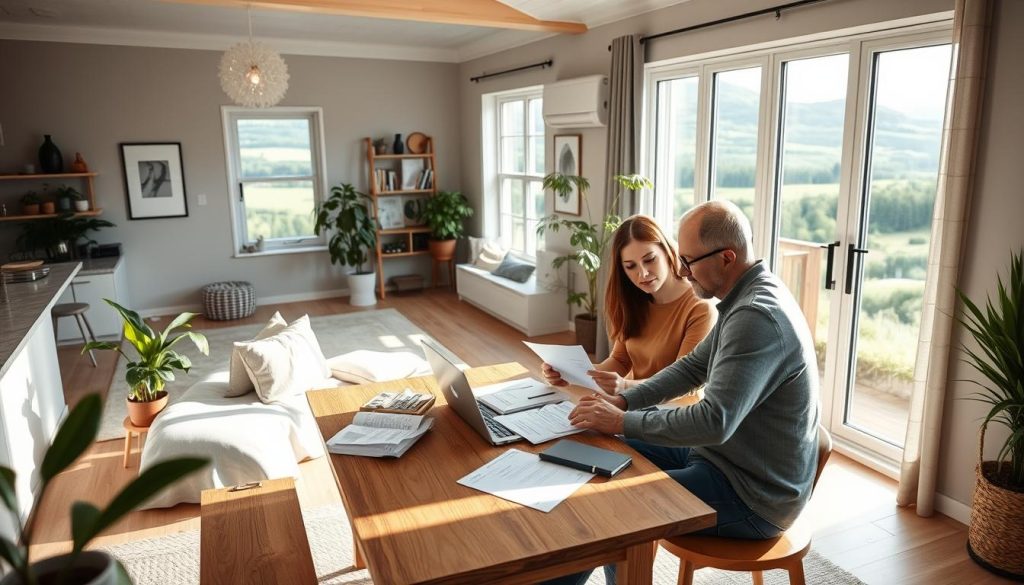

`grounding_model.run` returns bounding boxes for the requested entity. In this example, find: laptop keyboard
[478,403,517,439]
